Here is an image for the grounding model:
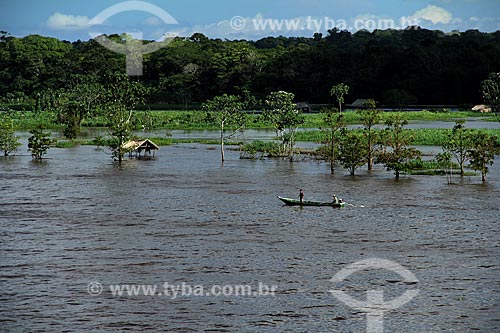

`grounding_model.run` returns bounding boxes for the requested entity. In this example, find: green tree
[362,99,377,109]
[58,101,85,139]
[0,114,21,156]
[330,83,349,113]
[39,76,105,139]
[338,129,367,176]
[481,72,500,123]
[383,89,418,109]
[263,91,304,160]
[468,131,499,182]
[202,94,246,164]
[442,120,473,176]
[358,107,382,170]
[376,115,421,179]
[28,125,51,160]
[320,107,346,174]
[104,74,149,164]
